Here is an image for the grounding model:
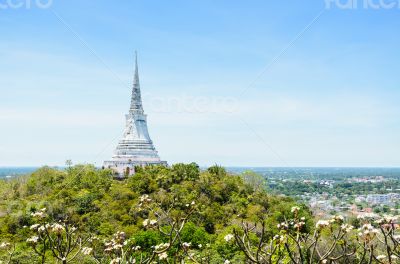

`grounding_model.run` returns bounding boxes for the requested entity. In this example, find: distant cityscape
[229,167,400,220]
